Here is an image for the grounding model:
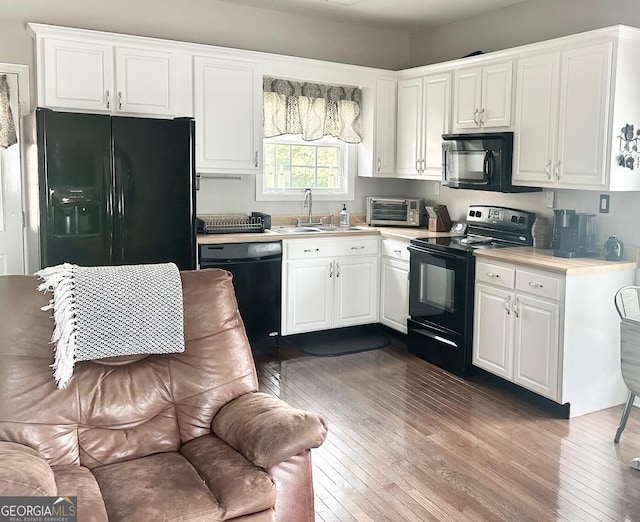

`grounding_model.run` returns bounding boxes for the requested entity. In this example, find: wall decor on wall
[617,124,640,170]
